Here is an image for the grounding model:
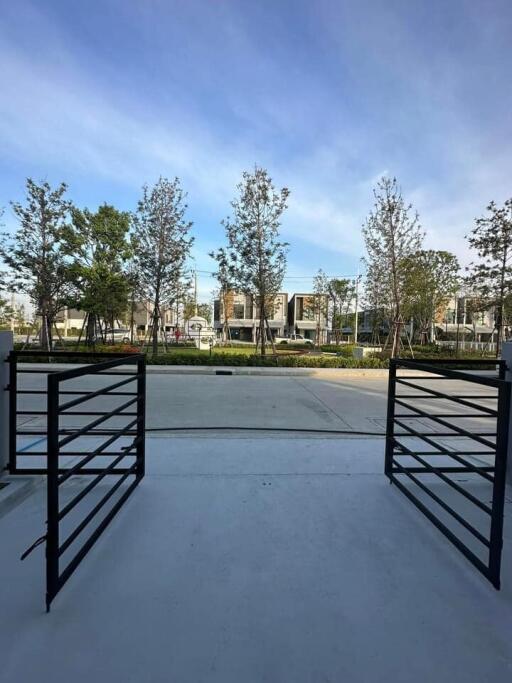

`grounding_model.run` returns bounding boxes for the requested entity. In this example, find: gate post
[502,342,512,487]
[384,358,397,478]
[0,331,13,474]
